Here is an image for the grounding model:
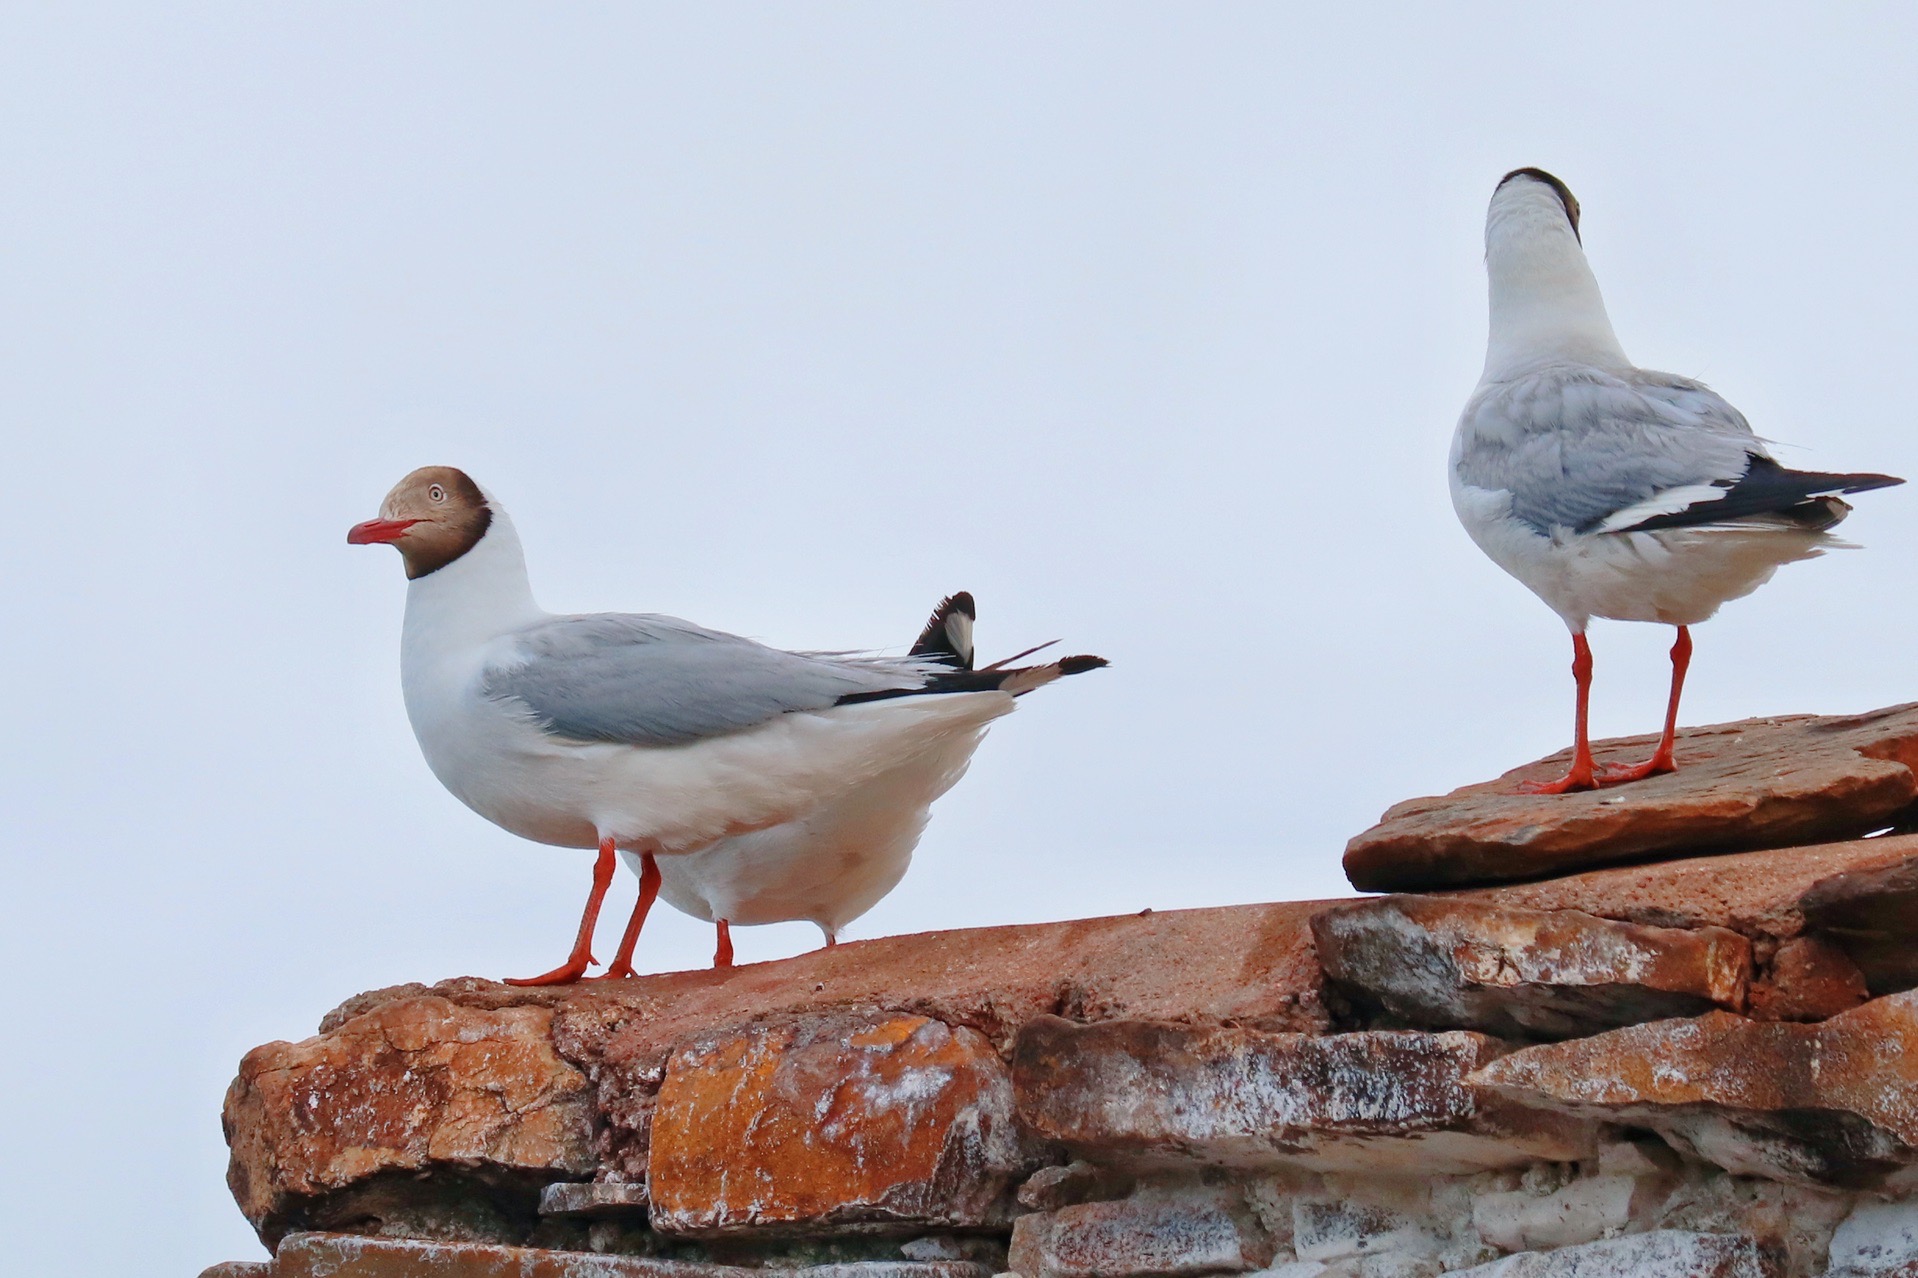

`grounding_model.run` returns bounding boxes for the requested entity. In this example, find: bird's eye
[428,484,447,503]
